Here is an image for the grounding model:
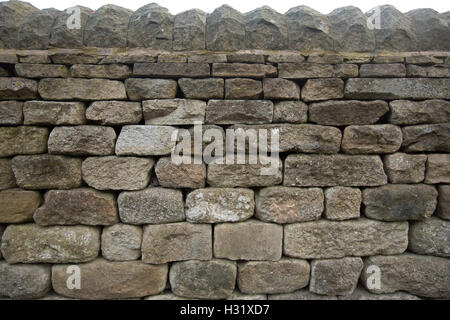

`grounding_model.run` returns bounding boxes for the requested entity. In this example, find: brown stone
[0,126,48,157]
[425,154,450,184]
[225,78,262,99]
[15,64,68,78]
[143,99,206,125]
[383,153,427,183]
[70,64,131,79]
[409,217,449,257]
[301,78,344,102]
[402,124,450,152]
[437,185,450,220]
[133,63,210,78]
[263,78,300,100]
[359,63,406,77]
[124,78,177,101]
[389,99,450,125]
[23,101,86,125]
[0,158,16,190]
[342,125,402,154]
[206,100,273,124]
[273,101,307,123]
[86,101,142,125]
[0,77,38,100]
[179,78,224,100]
[324,187,361,221]
[0,189,41,223]
[155,157,206,189]
[0,101,23,125]
[212,63,277,78]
